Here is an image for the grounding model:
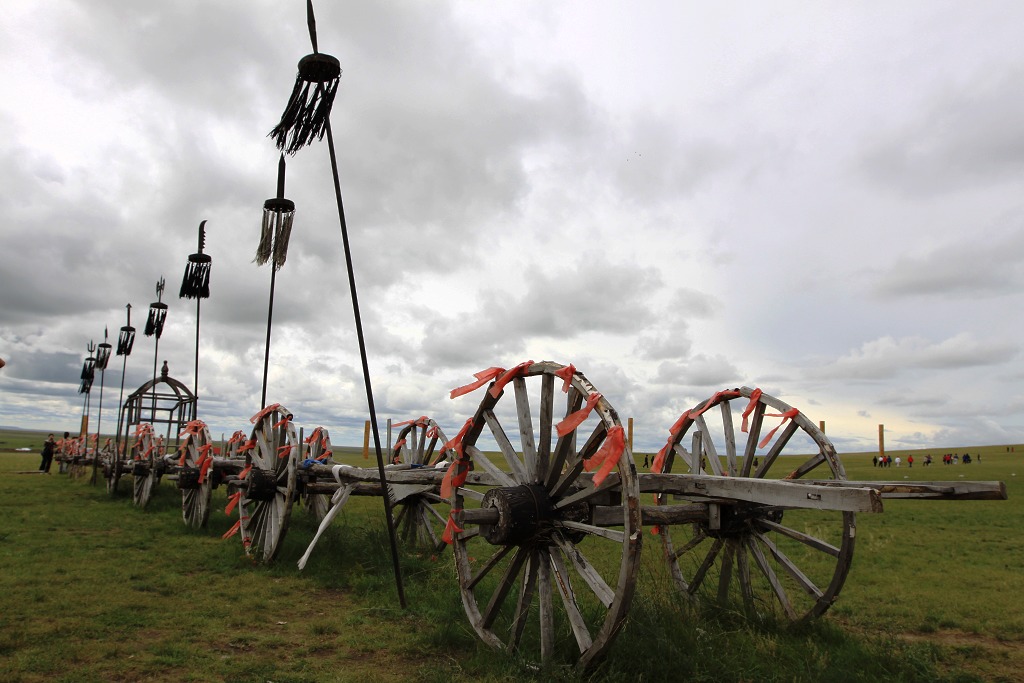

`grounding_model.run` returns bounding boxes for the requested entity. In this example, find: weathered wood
[803,479,1007,500]
[638,473,883,513]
